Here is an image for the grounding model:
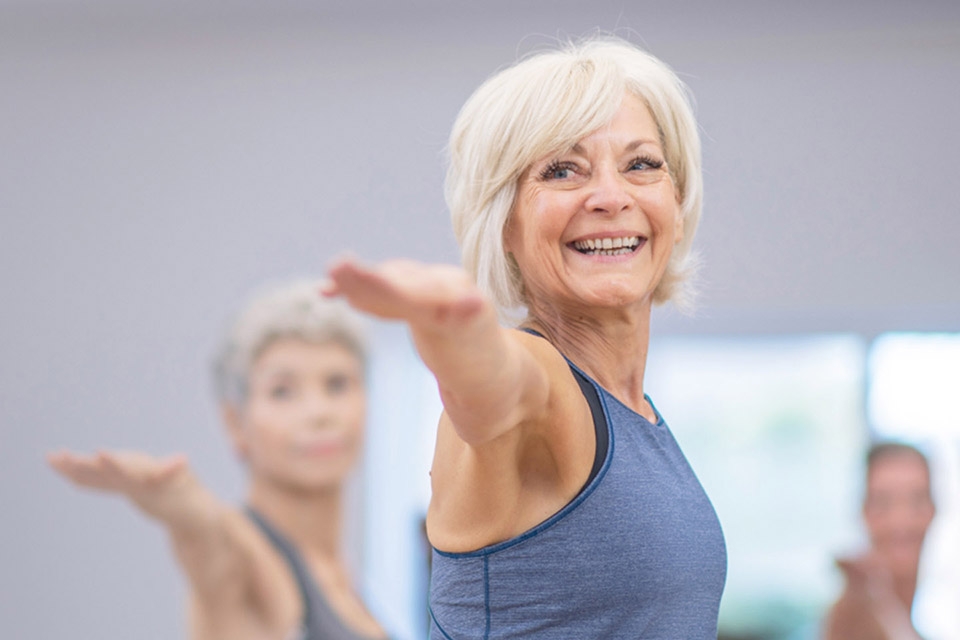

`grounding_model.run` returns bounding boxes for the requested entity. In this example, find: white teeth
[572,236,642,254]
